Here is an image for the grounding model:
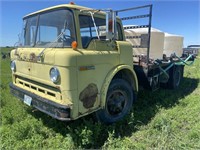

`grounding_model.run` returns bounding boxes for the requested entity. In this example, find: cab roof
[23,3,105,19]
